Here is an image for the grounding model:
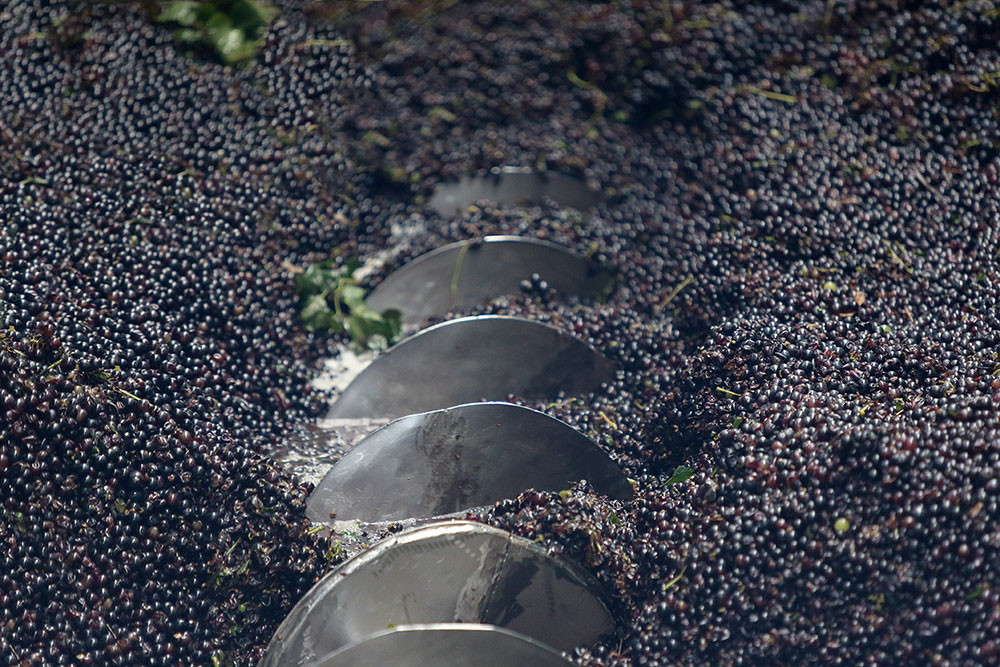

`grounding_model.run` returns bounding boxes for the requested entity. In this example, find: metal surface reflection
[306,624,574,667]
[307,402,631,523]
[365,236,612,329]
[259,522,616,667]
[427,166,602,216]
[326,316,616,419]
